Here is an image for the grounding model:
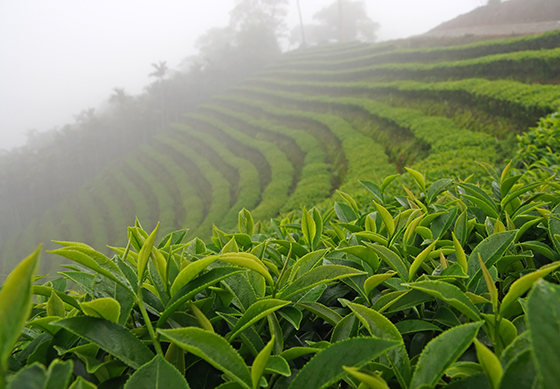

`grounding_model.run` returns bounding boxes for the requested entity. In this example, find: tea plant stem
[136,291,164,356]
